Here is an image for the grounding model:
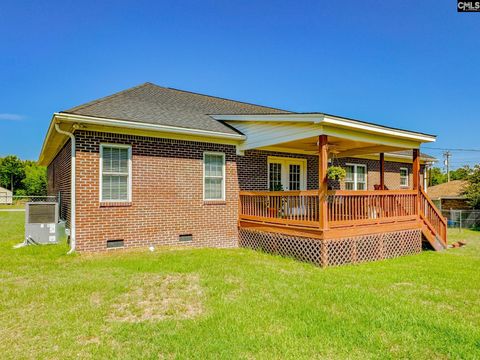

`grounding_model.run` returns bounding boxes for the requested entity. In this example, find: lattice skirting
[238,228,422,267]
